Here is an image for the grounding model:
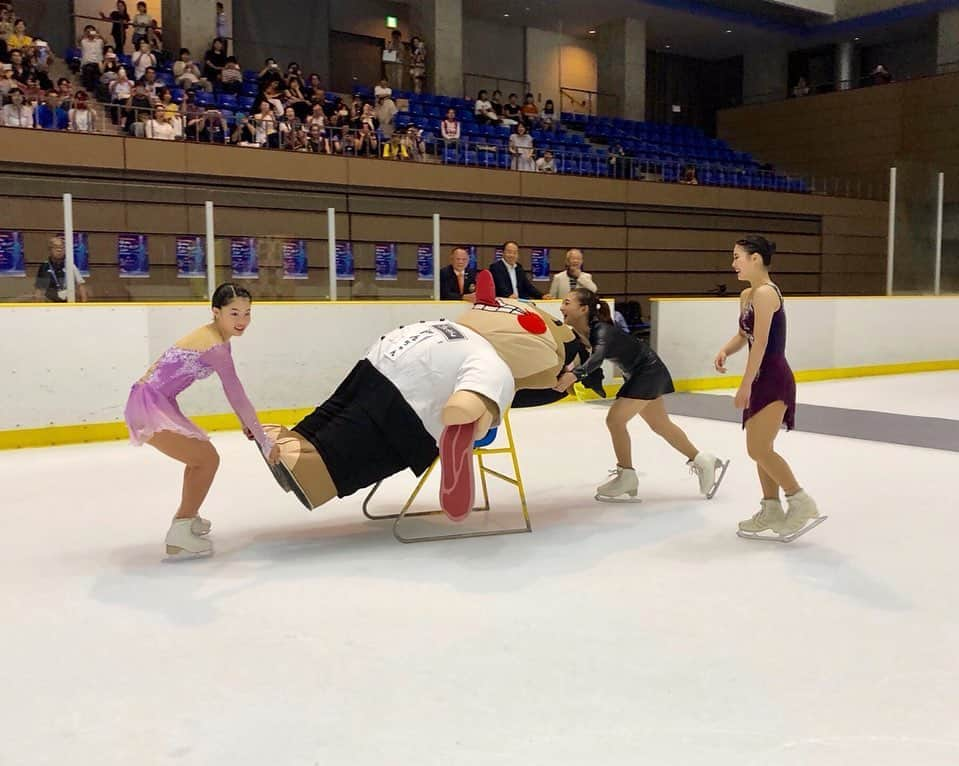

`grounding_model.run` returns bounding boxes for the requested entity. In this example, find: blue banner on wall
[0,230,25,277]
[466,245,478,271]
[530,247,551,281]
[494,247,504,262]
[375,243,398,281]
[282,239,308,280]
[335,241,354,280]
[176,236,206,279]
[417,244,433,281]
[230,237,259,279]
[117,234,149,278]
[74,233,90,277]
